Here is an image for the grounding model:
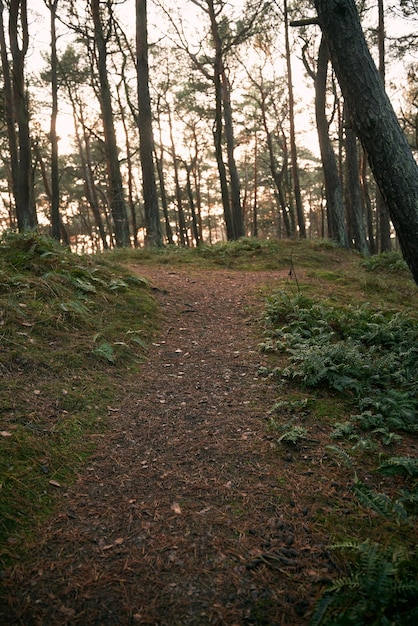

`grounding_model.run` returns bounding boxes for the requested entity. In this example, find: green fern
[277,425,308,444]
[361,251,409,274]
[268,398,309,415]
[378,457,418,478]
[268,417,309,445]
[263,292,418,442]
[353,481,409,522]
[311,541,418,625]
[330,421,358,441]
[92,342,116,364]
[325,445,355,470]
